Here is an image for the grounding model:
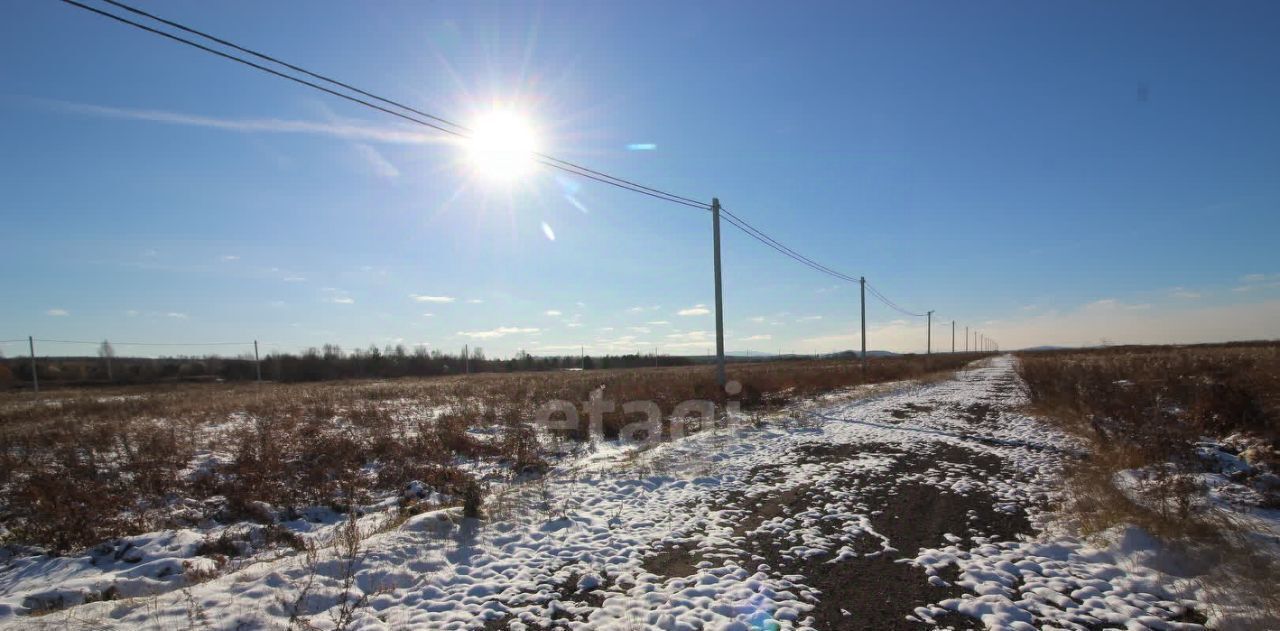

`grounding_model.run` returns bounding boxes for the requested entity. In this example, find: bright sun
[466,111,538,181]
